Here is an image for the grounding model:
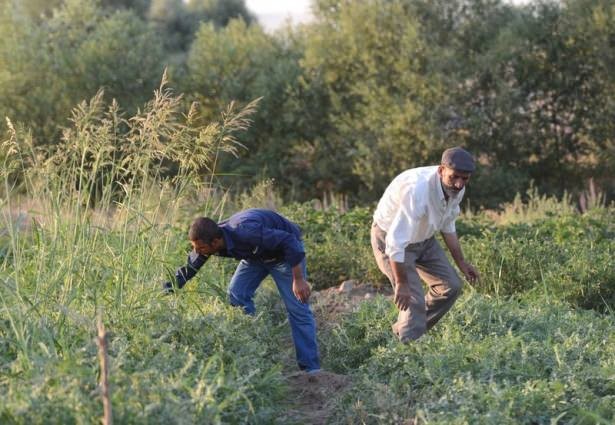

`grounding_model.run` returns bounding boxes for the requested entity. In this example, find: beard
[441,183,461,199]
